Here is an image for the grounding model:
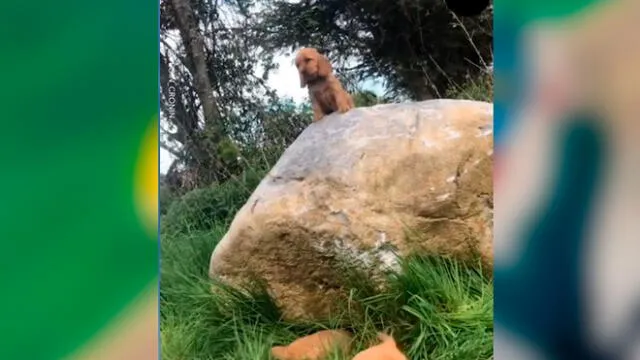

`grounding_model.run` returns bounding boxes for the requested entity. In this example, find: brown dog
[351,333,408,360]
[270,329,353,360]
[295,47,355,122]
